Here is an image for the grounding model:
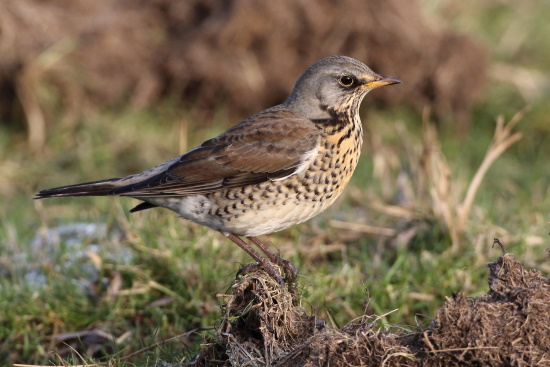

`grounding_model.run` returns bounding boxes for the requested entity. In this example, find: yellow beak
[366,74,401,89]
